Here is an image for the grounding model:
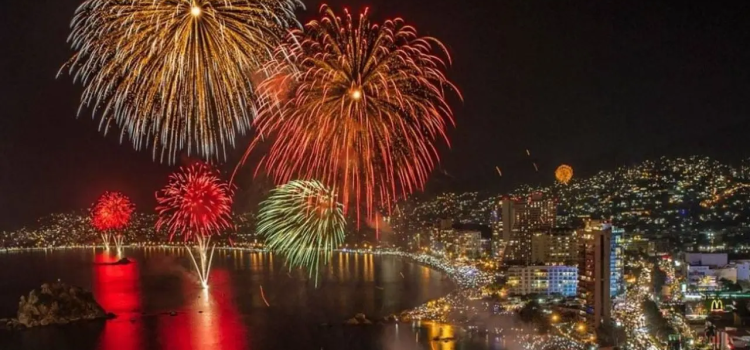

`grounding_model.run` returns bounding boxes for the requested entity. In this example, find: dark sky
[1,0,750,229]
